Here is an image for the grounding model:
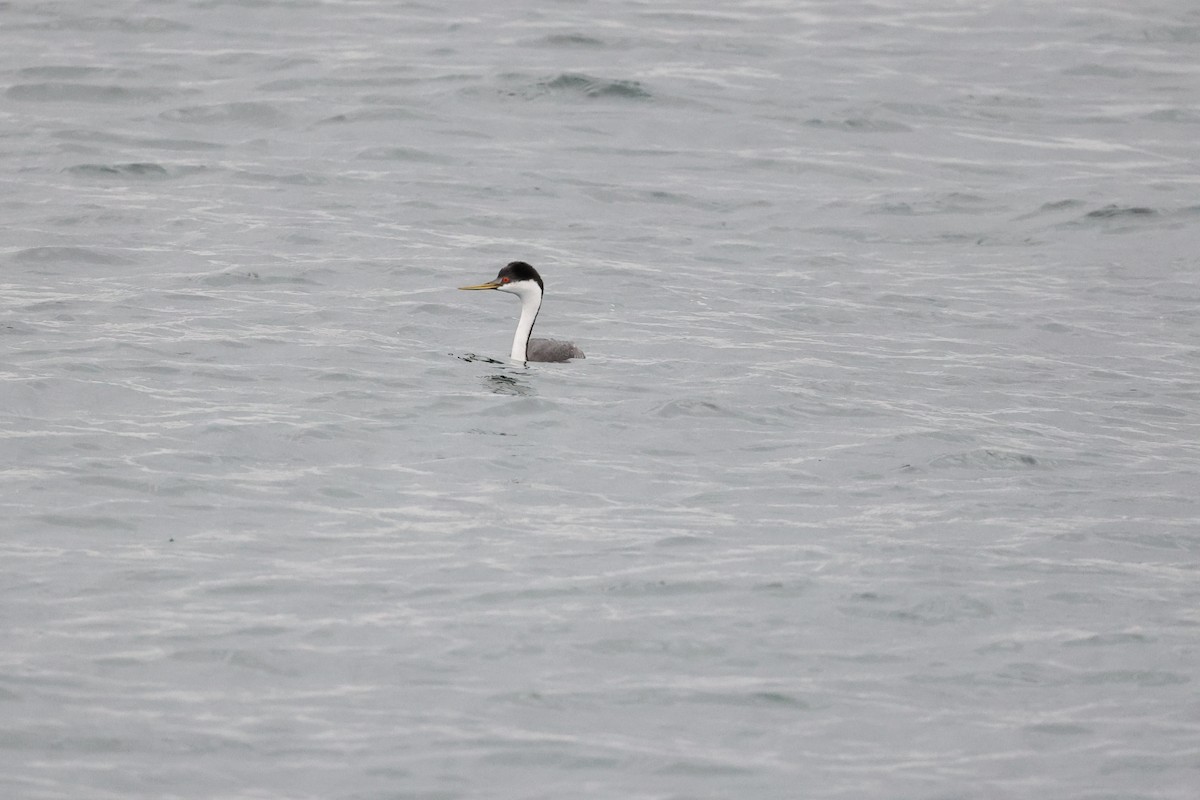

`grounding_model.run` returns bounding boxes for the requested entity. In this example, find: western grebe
[459,261,585,363]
